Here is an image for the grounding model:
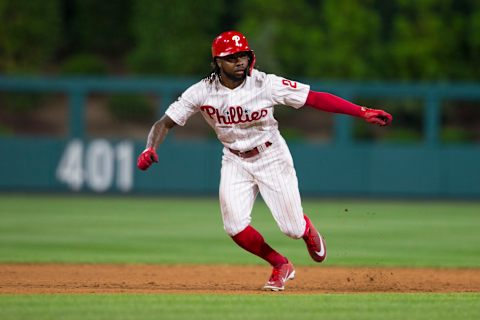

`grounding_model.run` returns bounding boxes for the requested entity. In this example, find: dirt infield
[1,264,479,294]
